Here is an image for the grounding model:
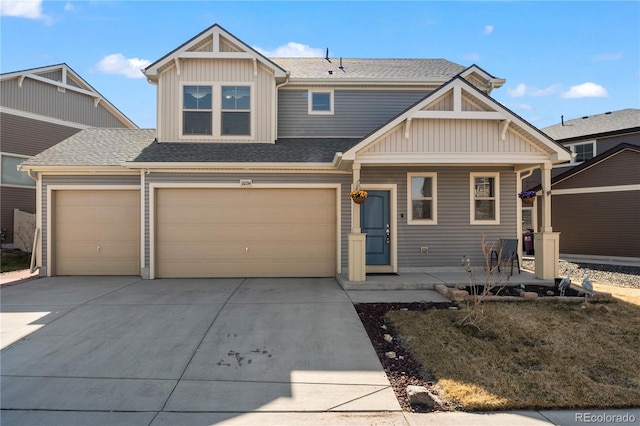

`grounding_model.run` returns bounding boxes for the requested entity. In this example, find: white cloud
[94,53,151,79]
[513,103,533,111]
[590,52,623,61]
[0,0,51,22]
[508,83,560,98]
[484,25,494,35]
[64,2,74,12]
[253,42,323,58]
[561,82,609,99]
